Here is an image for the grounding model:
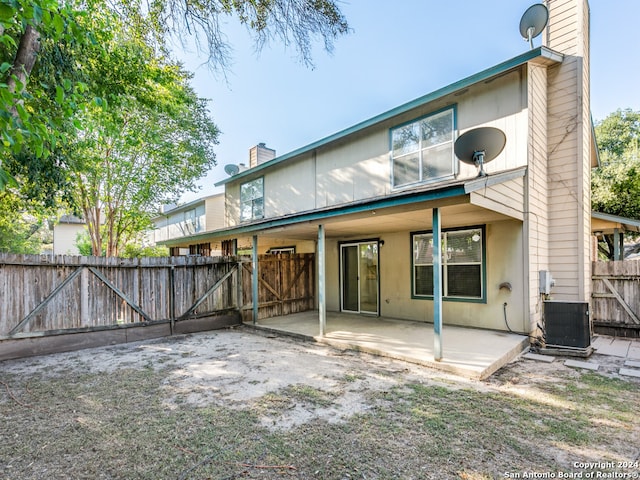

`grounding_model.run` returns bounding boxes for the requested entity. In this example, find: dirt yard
[1,326,639,479]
